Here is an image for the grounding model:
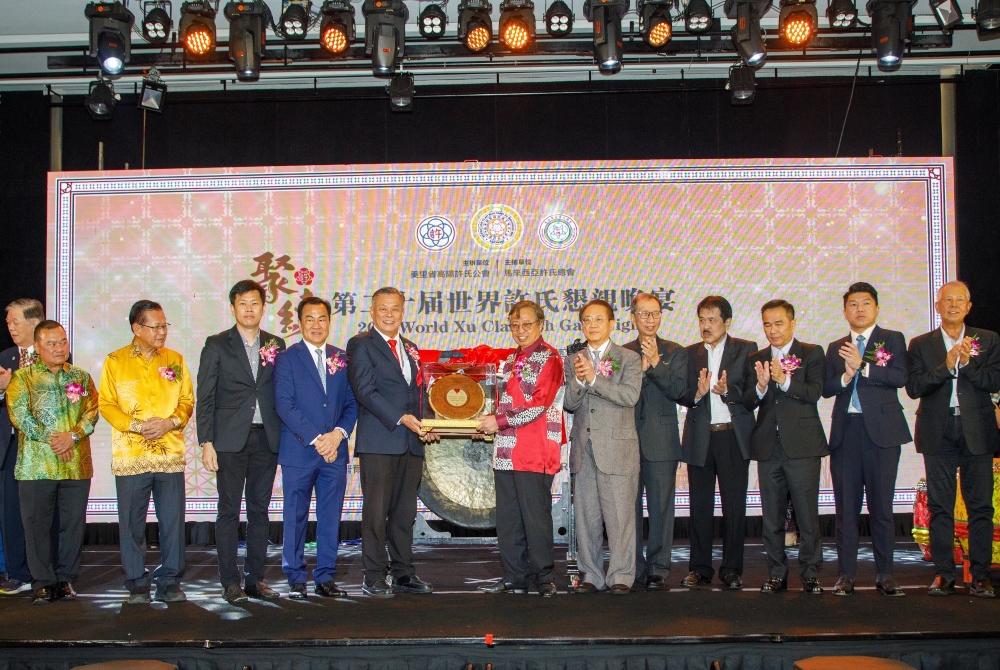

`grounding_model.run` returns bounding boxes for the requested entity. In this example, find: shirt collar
[373,326,401,344]
[18,345,35,354]
[771,338,796,358]
[128,340,159,359]
[849,324,877,344]
[241,331,261,348]
[704,335,728,353]
[589,340,611,358]
[518,337,545,357]
[941,325,966,346]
